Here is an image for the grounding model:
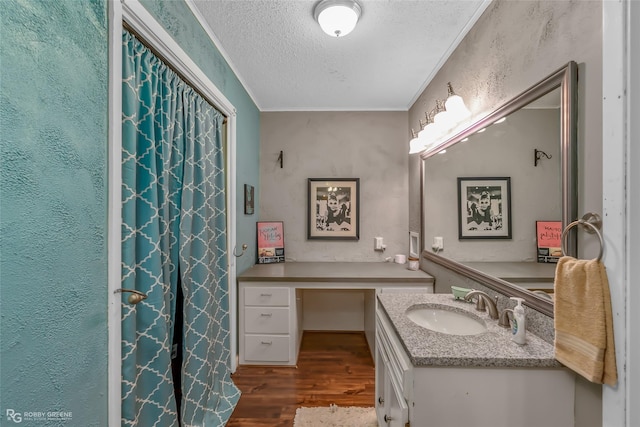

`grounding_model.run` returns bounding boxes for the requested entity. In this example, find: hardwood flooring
[227,331,375,427]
